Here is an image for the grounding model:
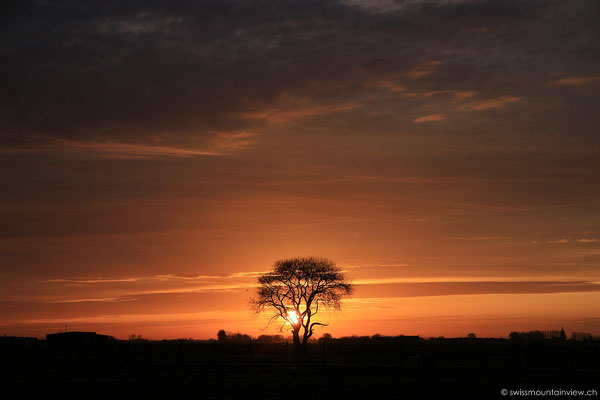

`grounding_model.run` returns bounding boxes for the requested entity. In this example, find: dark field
[2,338,599,399]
